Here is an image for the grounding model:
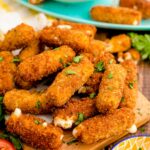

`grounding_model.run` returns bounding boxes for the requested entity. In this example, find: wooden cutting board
[24,92,150,150]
